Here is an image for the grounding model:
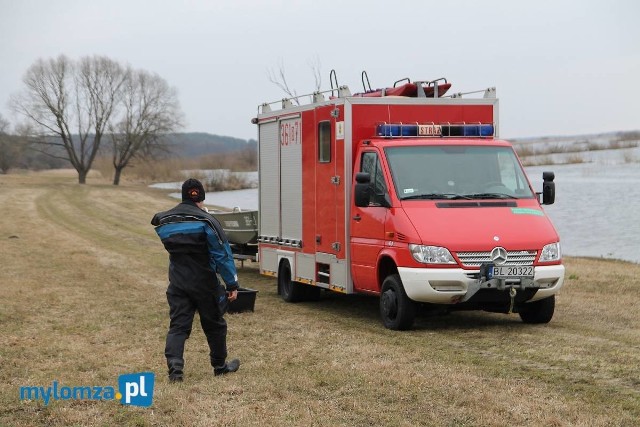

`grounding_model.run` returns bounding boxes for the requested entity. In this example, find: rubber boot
[214,358,240,376]
[168,359,184,382]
